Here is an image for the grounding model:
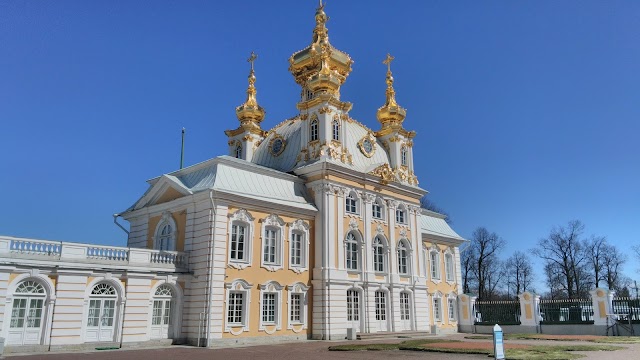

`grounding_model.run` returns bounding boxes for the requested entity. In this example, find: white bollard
[493,324,505,360]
